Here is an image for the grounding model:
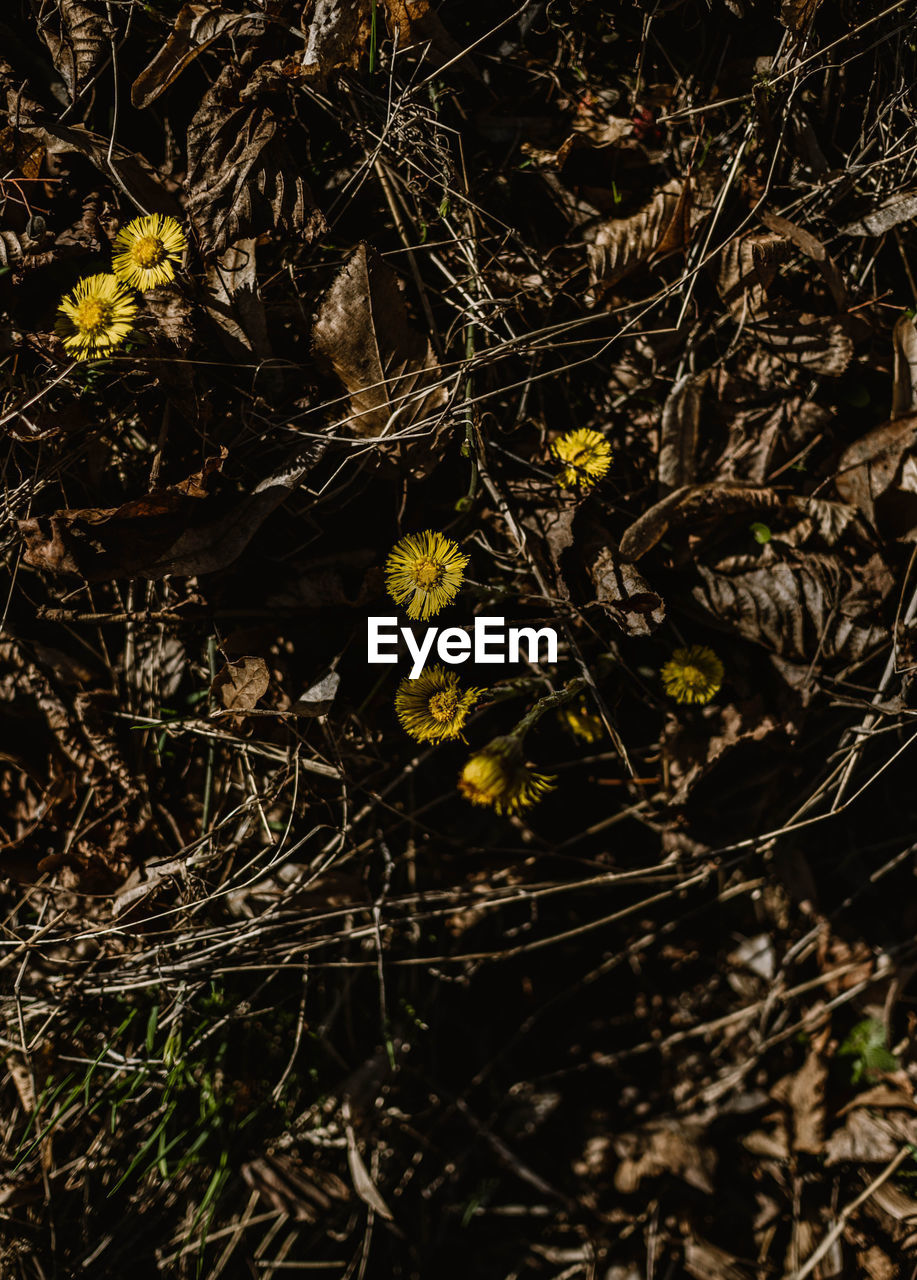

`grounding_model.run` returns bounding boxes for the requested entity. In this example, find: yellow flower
[112,214,187,290]
[385,530,469,621]
[558,700,604,743]
[395,665,481,743]
[661,645,724,705]
[55,274,138,360]
[552,427,612,490]
[458,735,555,815]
